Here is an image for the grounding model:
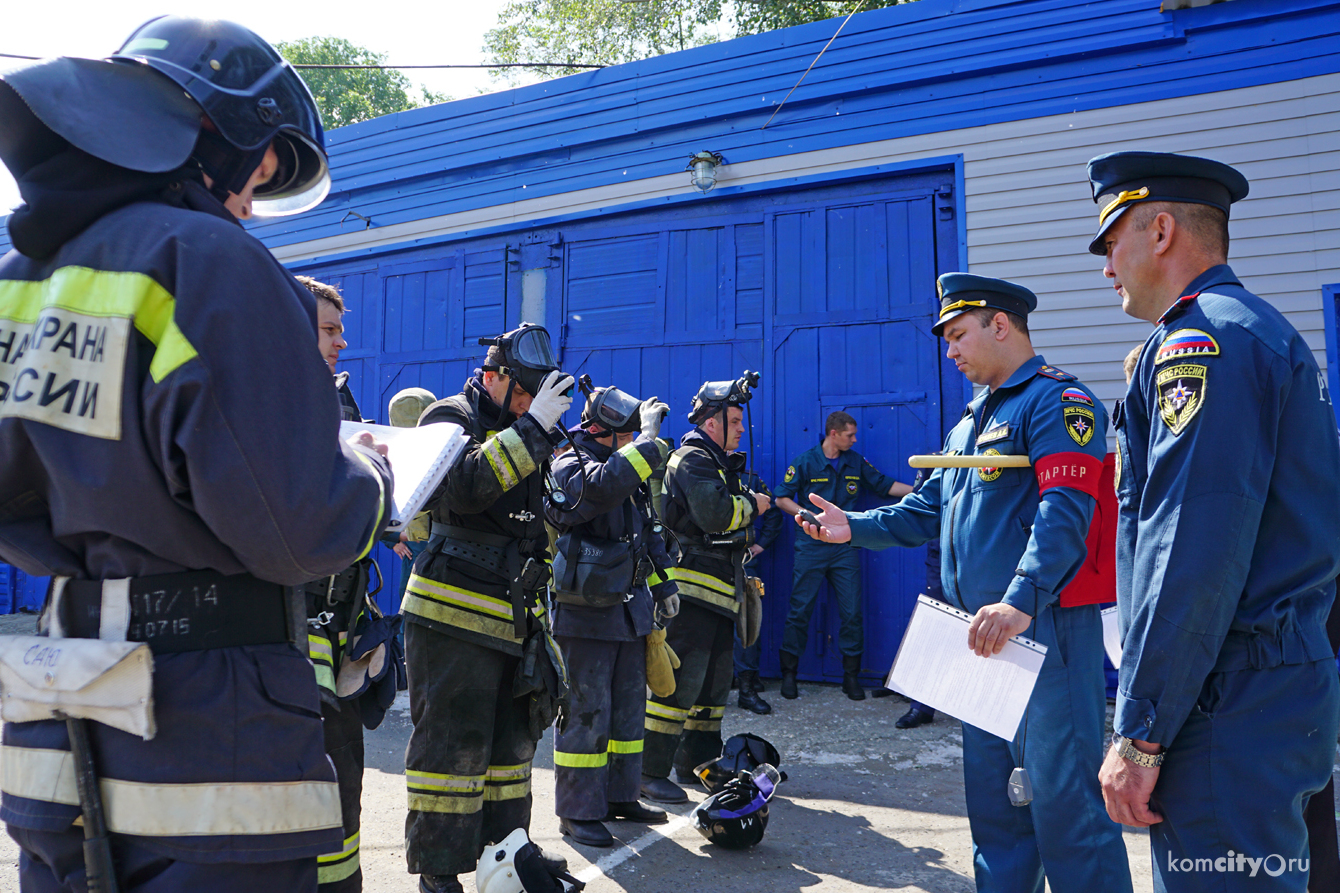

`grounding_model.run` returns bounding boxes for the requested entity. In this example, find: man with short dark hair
[774,411,911,700]
[1090,150,1340,893]
[797,272,1131,892]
